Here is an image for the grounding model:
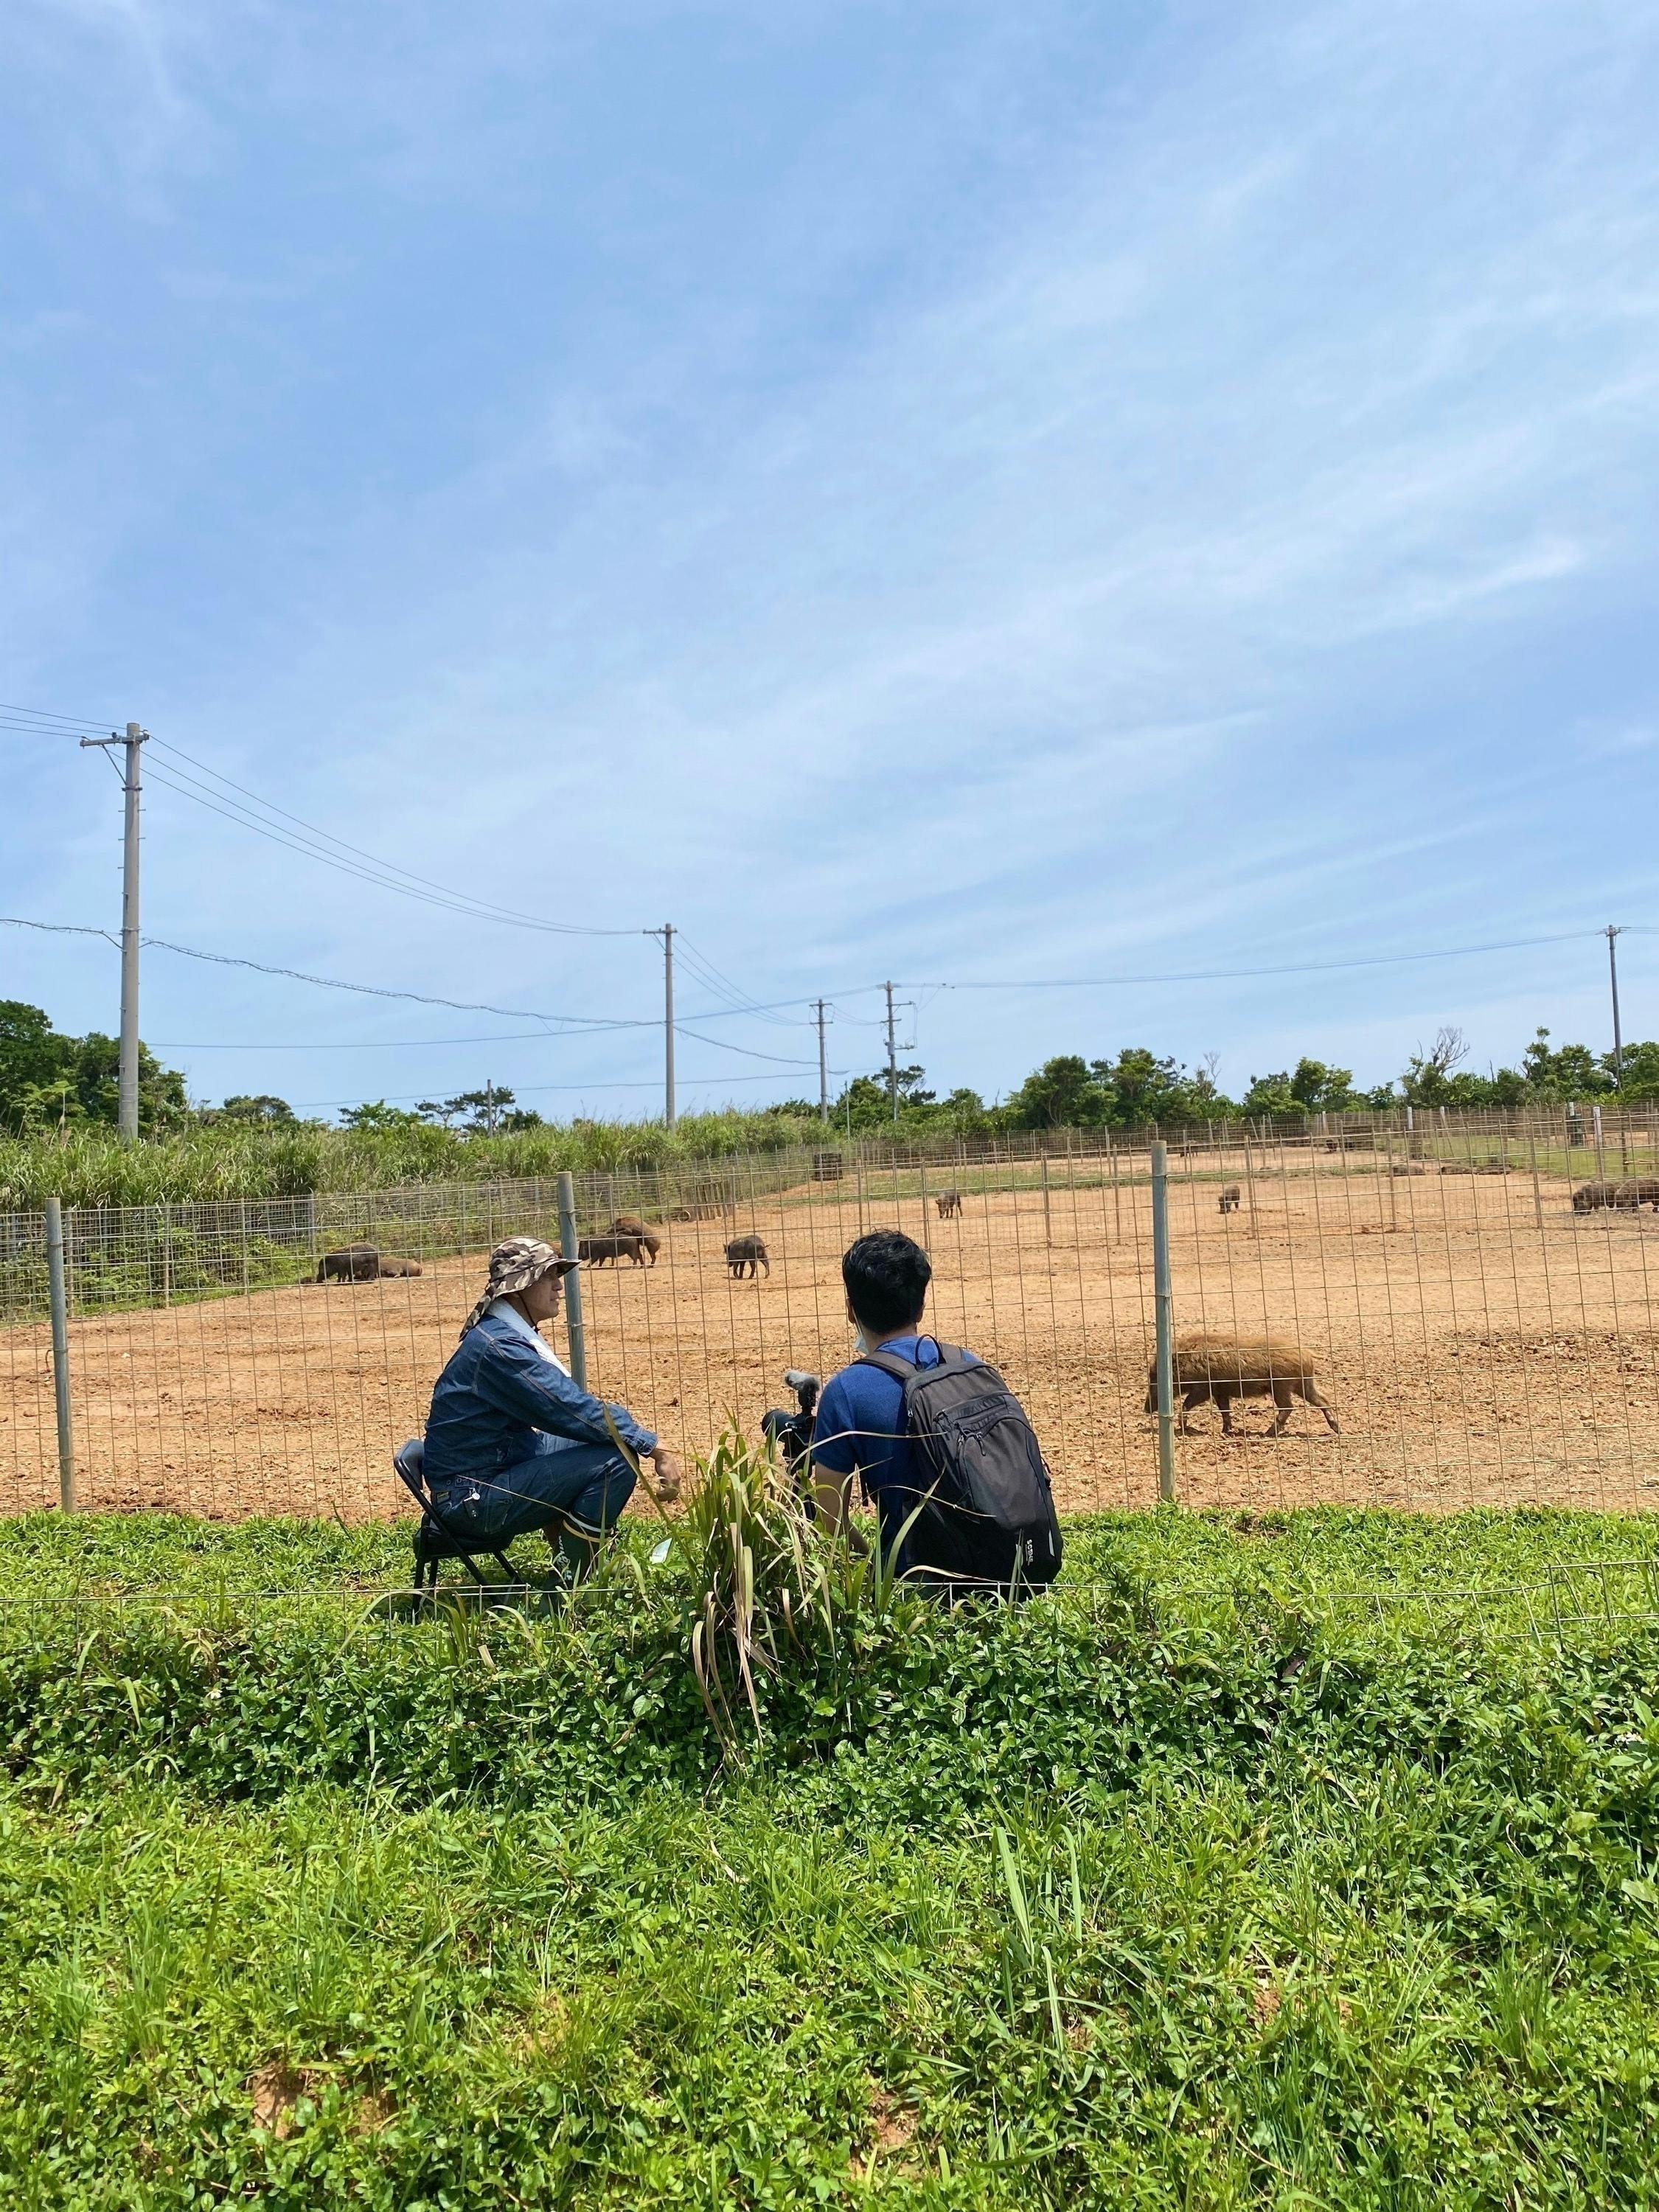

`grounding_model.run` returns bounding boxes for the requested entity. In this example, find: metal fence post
[1528,1127,1545,1234]
[556,1170,588,1391]
[1041,1152,1052,1247]
[1150,1141,1175,1503]
[46,1197,76,1512]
